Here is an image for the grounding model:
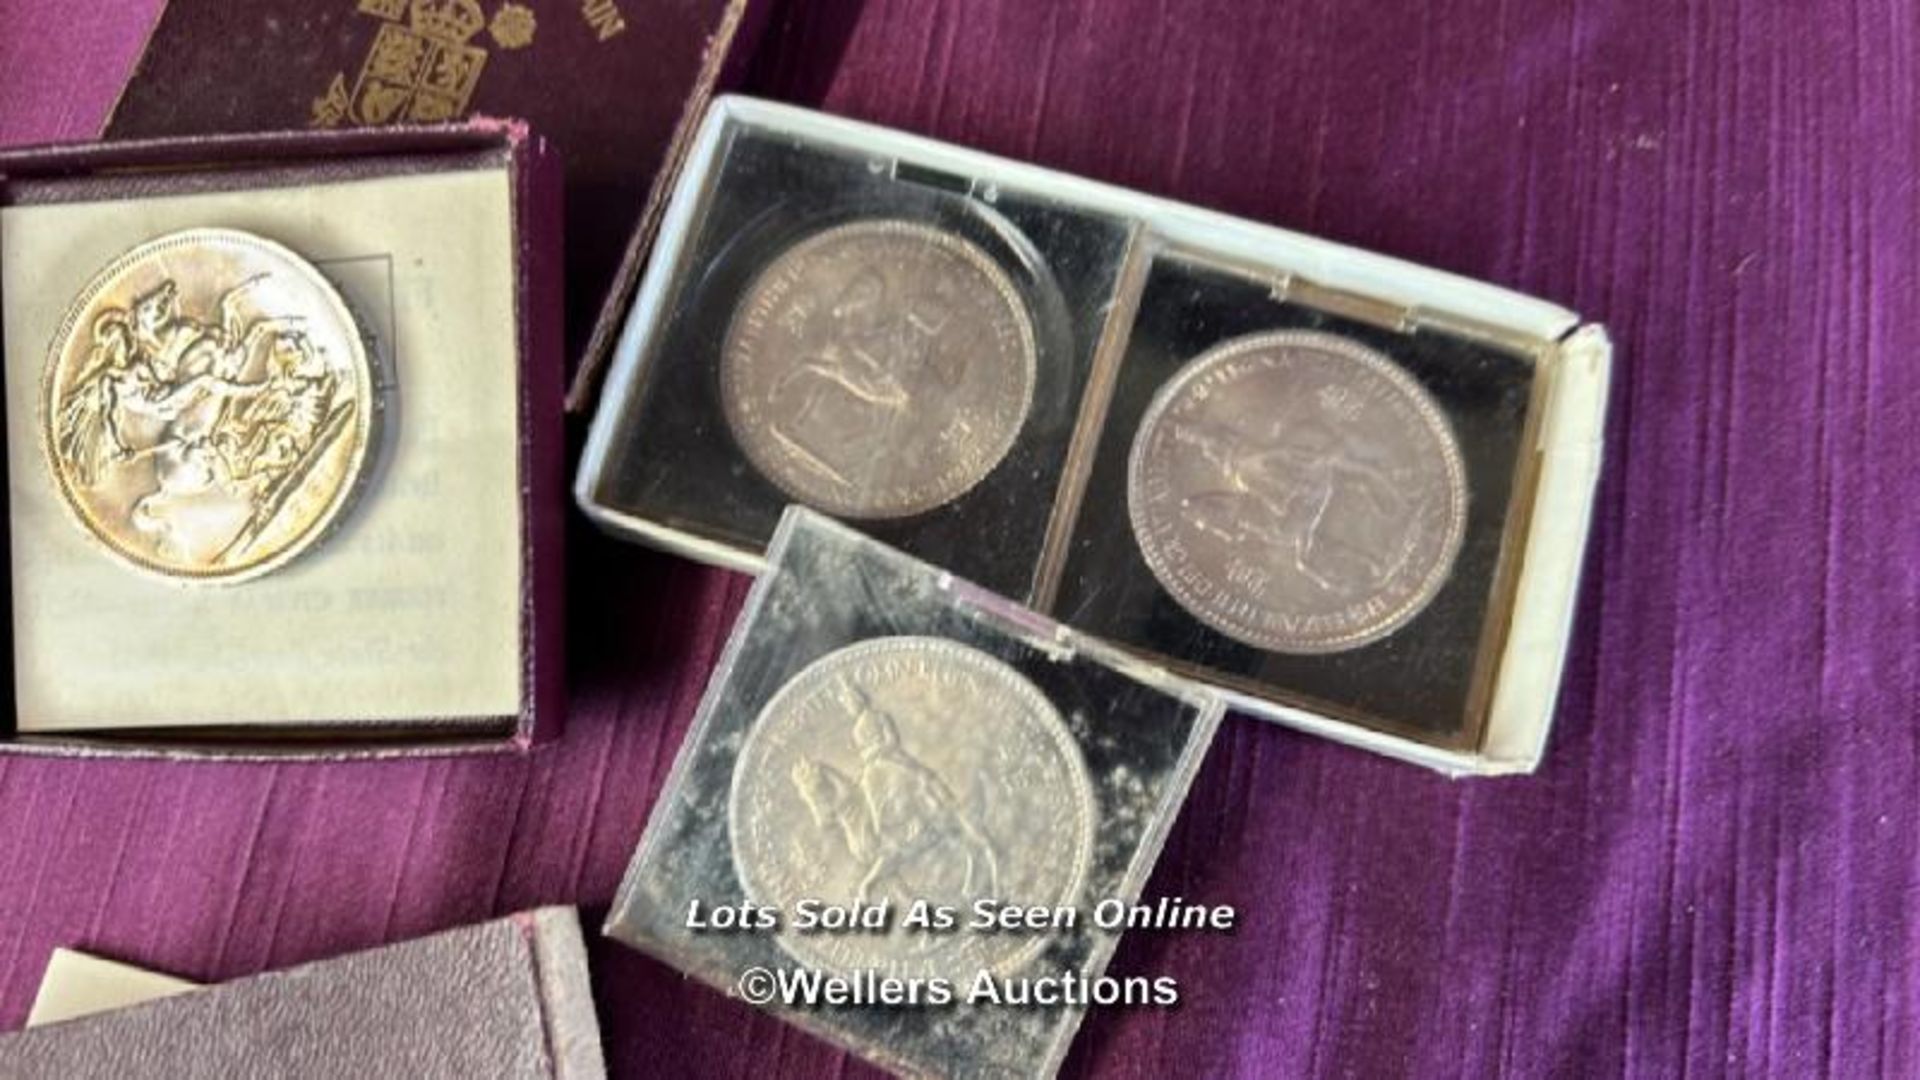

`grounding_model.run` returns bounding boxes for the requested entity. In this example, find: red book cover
[104,0,761,359]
